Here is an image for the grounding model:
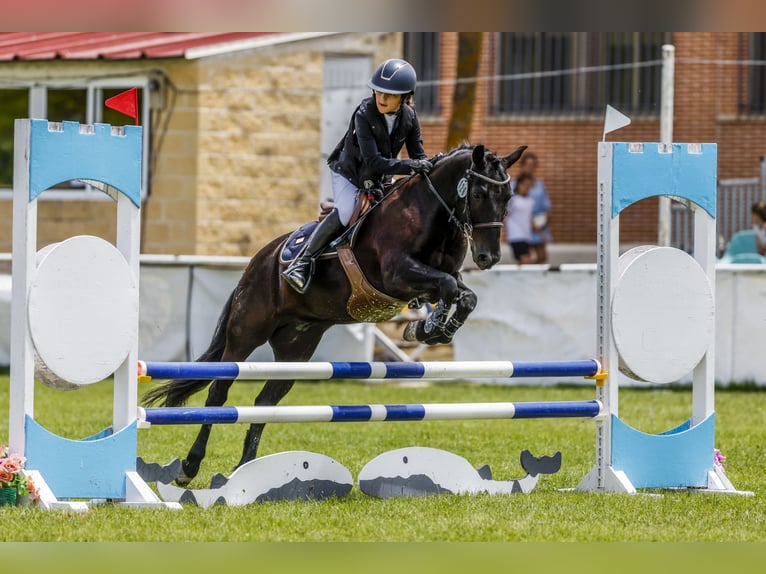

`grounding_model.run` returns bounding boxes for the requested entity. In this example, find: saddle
[279,193,406,322]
